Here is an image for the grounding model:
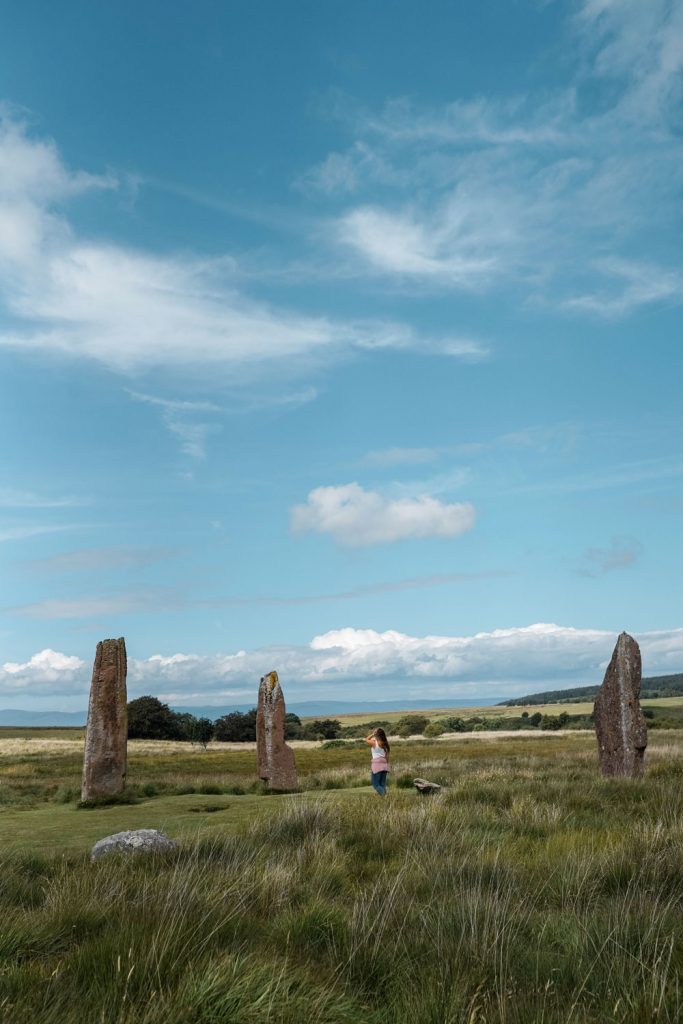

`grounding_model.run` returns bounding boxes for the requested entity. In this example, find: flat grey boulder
[91,828,176,862]
[414,778,442,795]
